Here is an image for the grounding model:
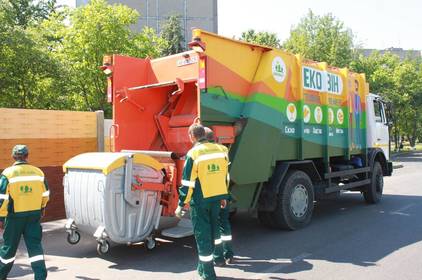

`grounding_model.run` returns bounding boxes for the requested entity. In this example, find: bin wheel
[67,231,81,245]
[97,240,110,255]
[146,237,156,251]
